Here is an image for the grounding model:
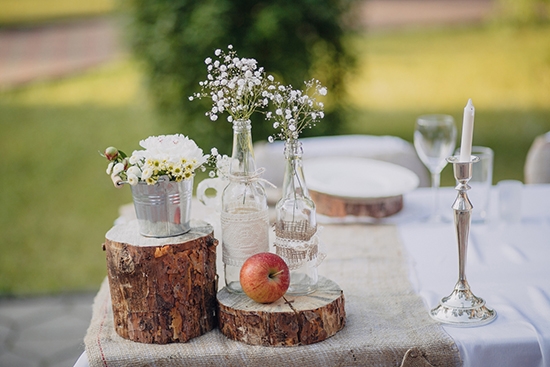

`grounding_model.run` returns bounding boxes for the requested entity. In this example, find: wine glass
[414,114,457,222]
